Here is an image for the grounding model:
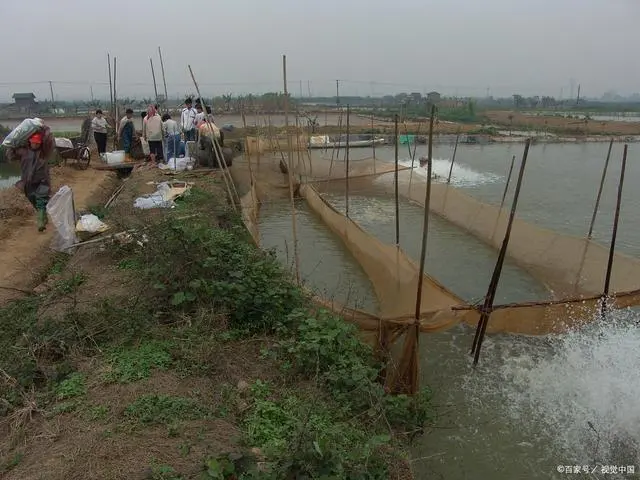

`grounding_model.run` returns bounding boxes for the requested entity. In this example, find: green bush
[140,210,305,334]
